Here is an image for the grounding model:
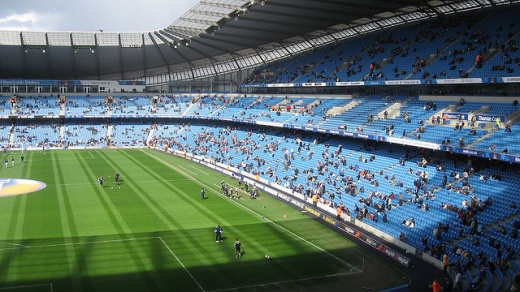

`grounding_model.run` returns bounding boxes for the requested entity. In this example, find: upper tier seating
[244,6,520,84]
